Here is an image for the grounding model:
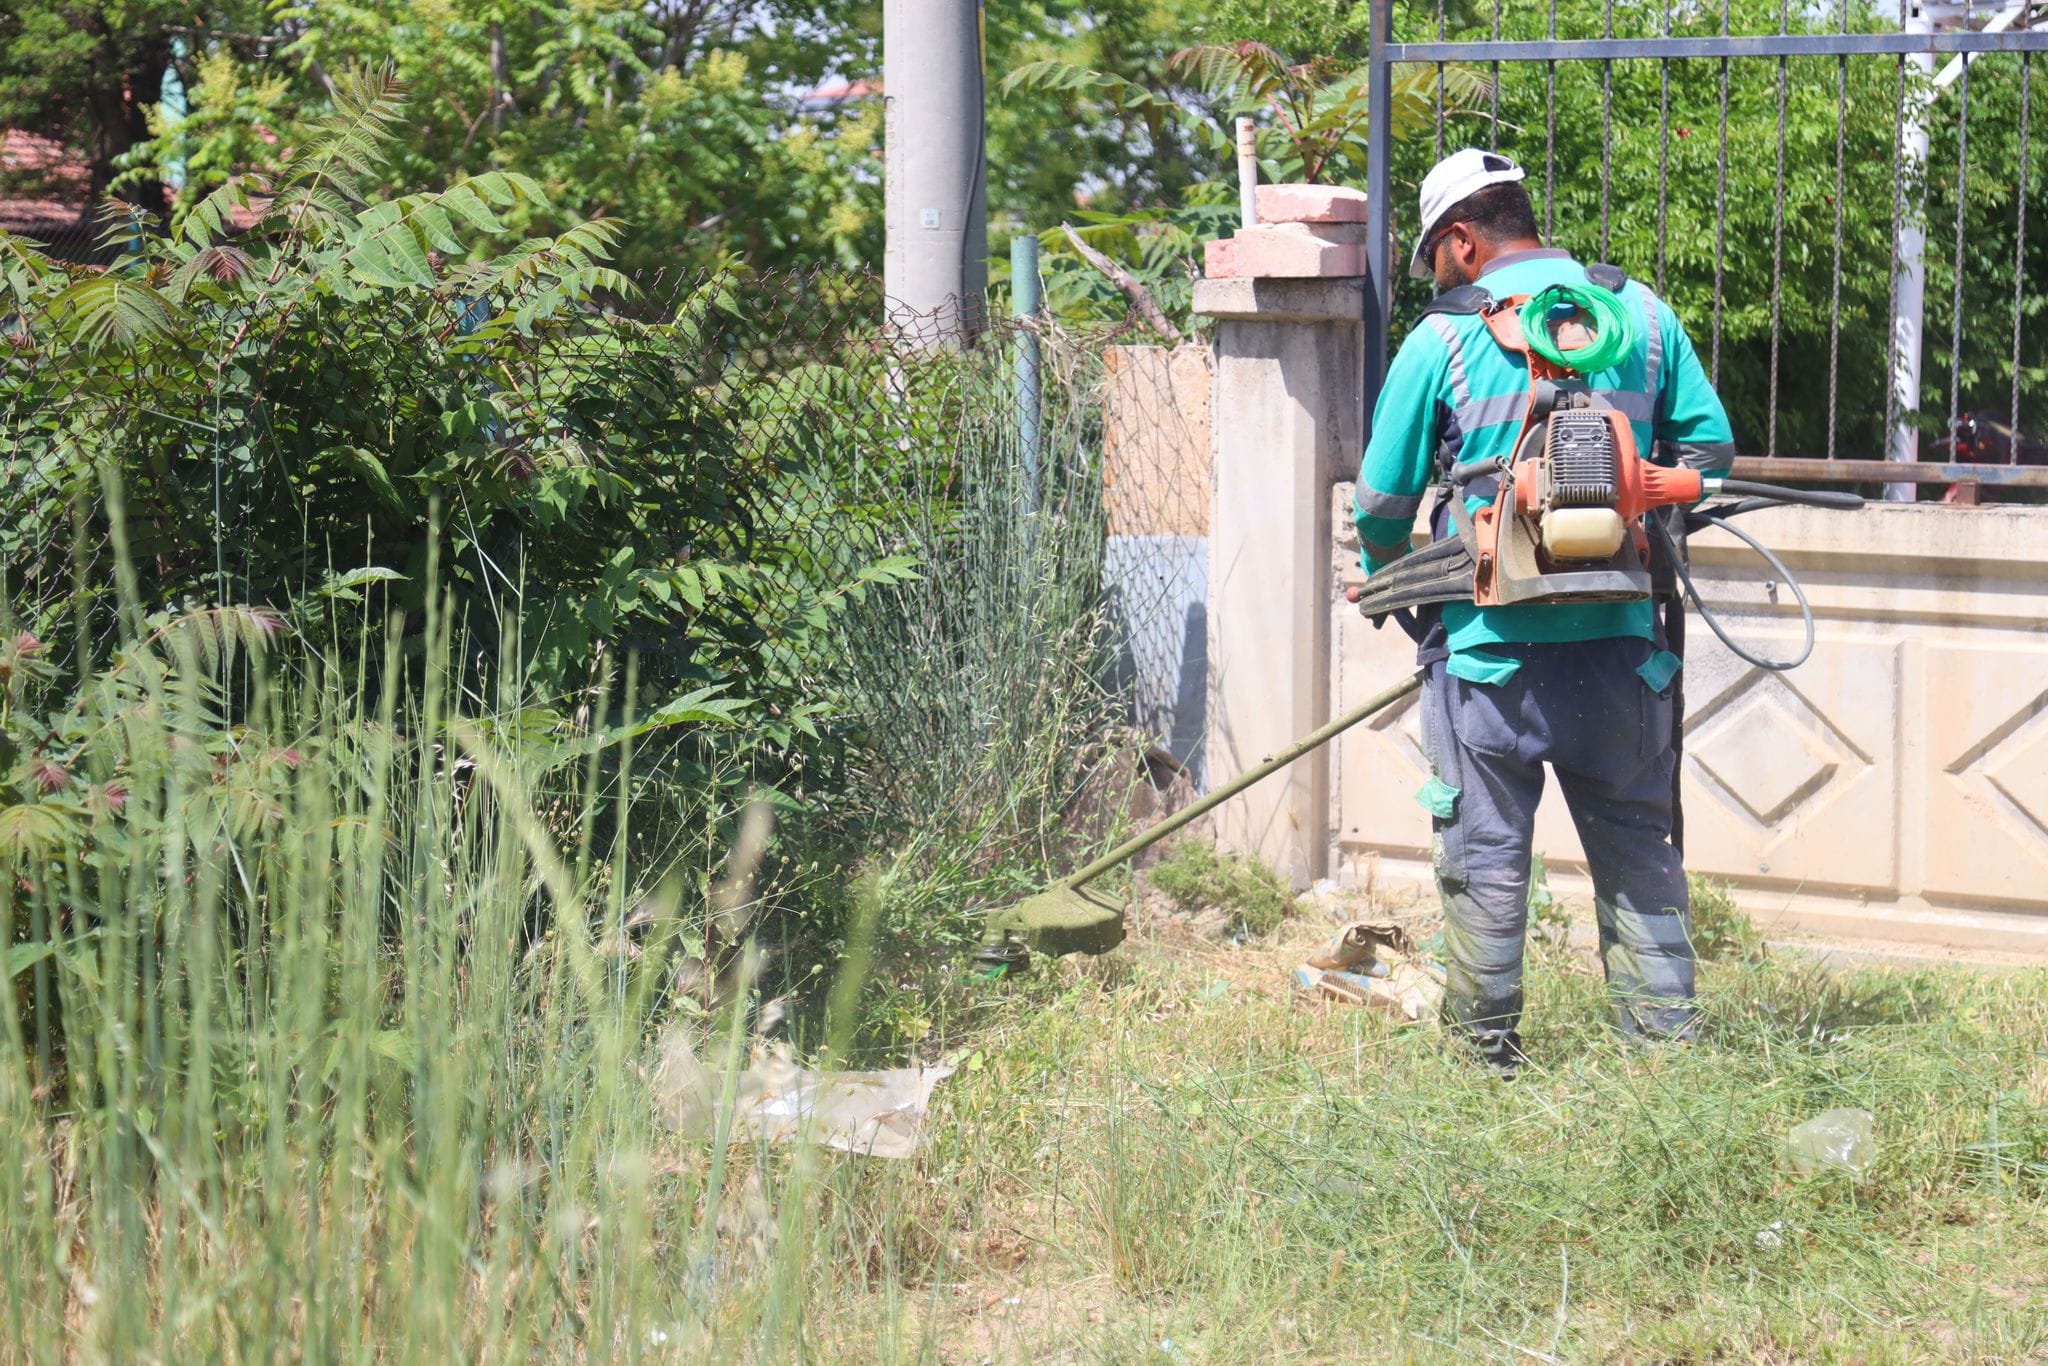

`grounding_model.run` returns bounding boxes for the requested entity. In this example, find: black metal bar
[1385,31,2048,61]
[1435,0,1447,162]
[1655,0,1671,293]
[1712,5,1730,386]
[1950,52,1971,449]
[1363,0,1395,445]
[2013,51,2033,444]
[1600,0,1615,259]
[1489,0,1501,151]
[1728,457,2048,486]
[1545,0,1559,240]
